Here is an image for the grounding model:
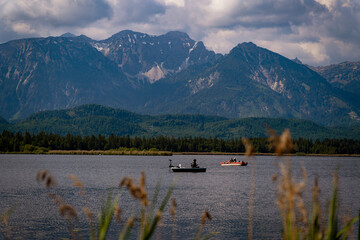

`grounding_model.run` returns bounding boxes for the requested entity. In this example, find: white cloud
[11,22,36,34]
